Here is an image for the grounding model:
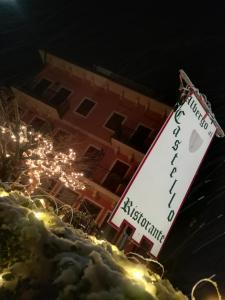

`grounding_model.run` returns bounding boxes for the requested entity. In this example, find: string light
[191,278,222,300]
[0,190,9,197]
[120,263,157,295]
[33,212,46,220]
[0,273,4,285]
[33,211,55,227]
[0,123,85,194]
